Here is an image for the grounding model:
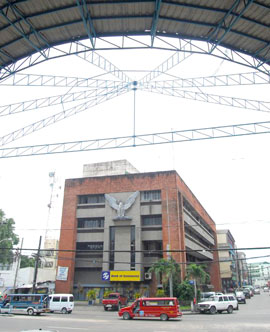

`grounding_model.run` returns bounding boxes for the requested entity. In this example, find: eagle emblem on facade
[105,191,139,220]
